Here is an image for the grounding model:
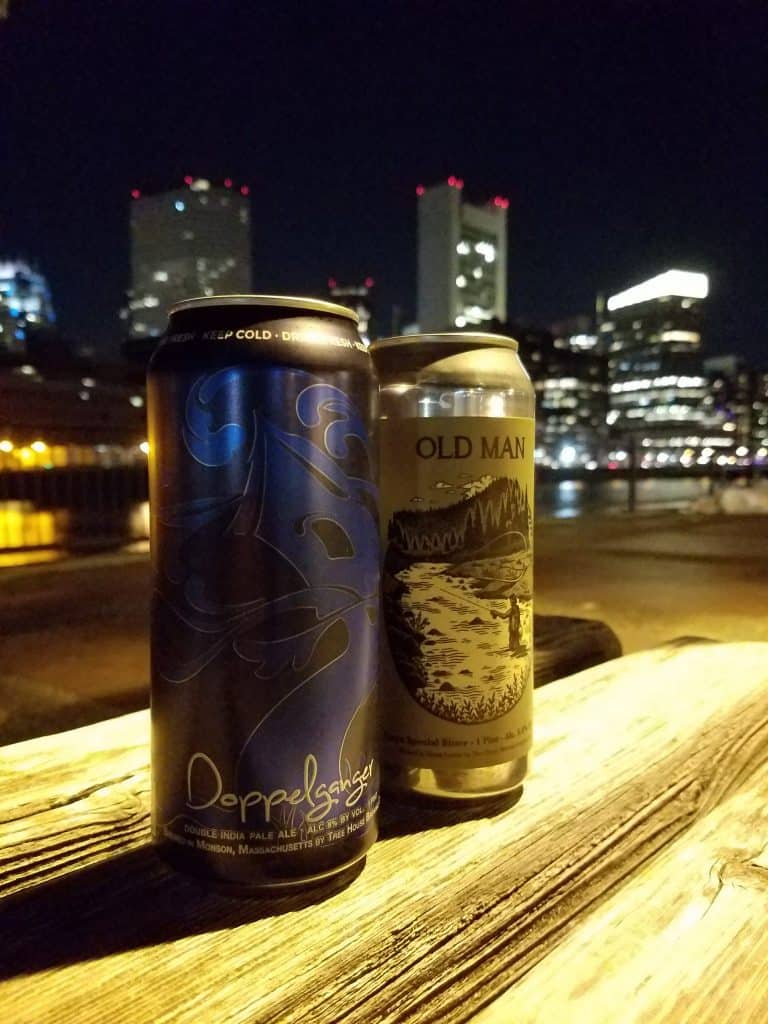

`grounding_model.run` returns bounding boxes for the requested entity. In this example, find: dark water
[0,477,715,567]
[537,475,714,520]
